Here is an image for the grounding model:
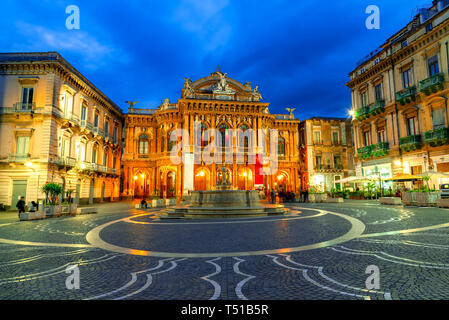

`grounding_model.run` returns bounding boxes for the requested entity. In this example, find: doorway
[11,180,27,207]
